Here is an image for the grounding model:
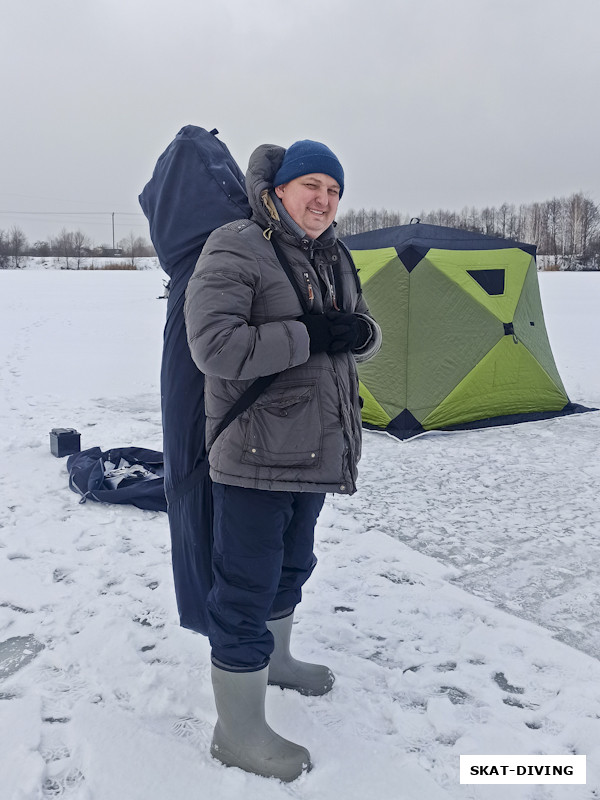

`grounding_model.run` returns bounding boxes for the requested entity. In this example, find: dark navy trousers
[207,483,325,671]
